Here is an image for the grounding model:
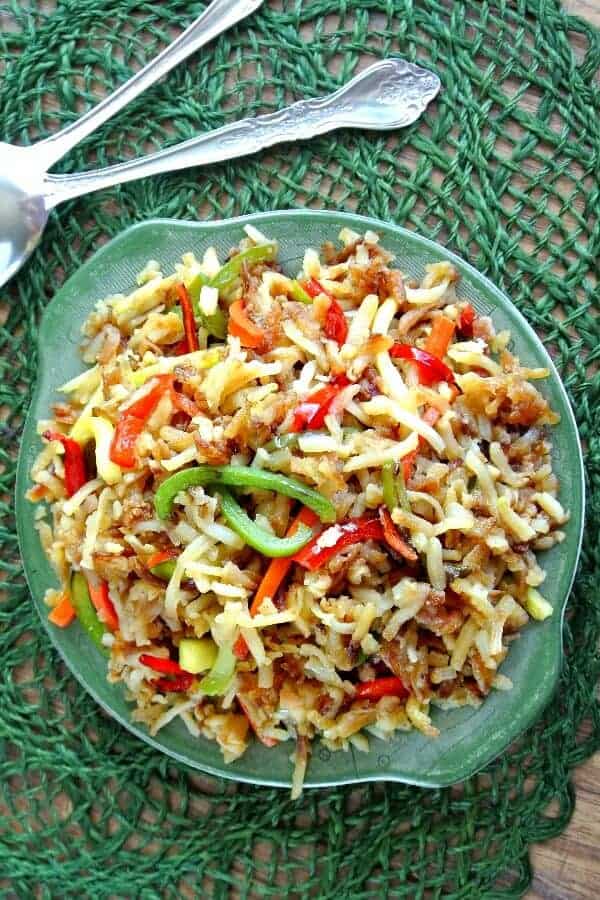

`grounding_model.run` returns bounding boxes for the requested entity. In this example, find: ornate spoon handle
[44,59,440,207]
